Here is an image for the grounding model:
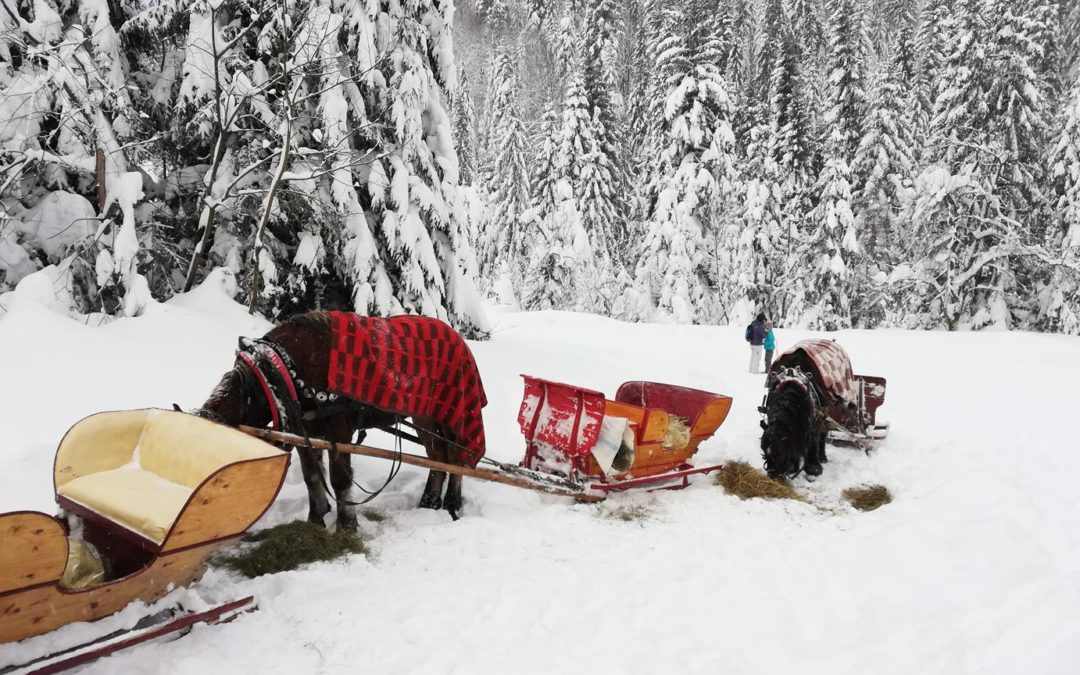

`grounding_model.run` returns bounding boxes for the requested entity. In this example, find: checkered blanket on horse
[326,312,488,466]
[773,339,857,407]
